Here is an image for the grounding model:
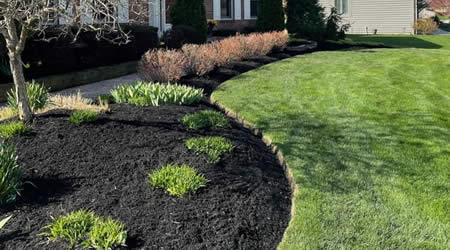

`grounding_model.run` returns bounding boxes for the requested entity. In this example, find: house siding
[319,0,416,34]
